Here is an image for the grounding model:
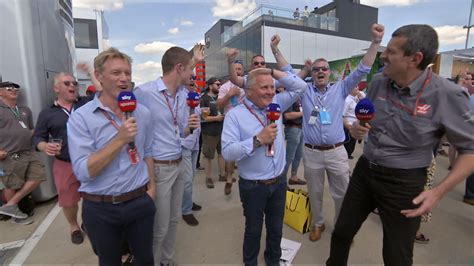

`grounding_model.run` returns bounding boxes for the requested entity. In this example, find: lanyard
[386,70,432,117]
[55,101,74,118]
[243,101,266,127]
[100,109,120,130]
[9,106,21,120]
[312,85,328,108]
[162,91,178,127]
